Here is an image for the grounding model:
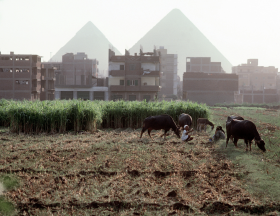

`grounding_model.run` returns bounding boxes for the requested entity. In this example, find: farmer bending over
[209,126,225,142]
[181,125,194,142]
